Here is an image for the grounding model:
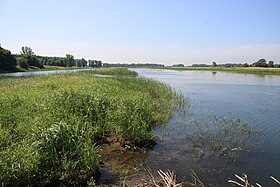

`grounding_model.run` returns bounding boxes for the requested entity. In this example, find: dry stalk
[190,169,205,187]
[157,170,182,187]
[229,174,280,187]
[270,176,280,185]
